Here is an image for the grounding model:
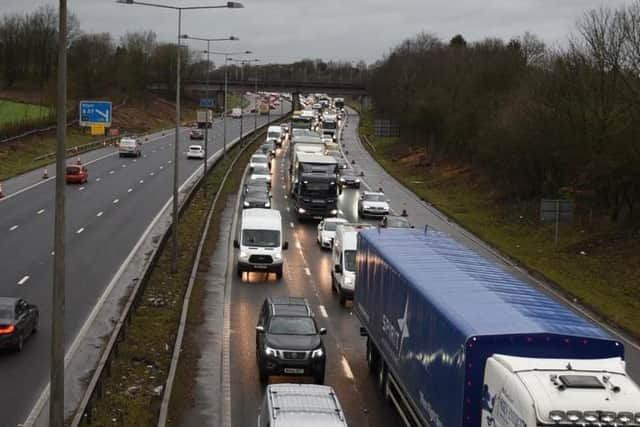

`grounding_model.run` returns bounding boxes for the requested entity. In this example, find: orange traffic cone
[0,182,4,198]
[42,168,49,179]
